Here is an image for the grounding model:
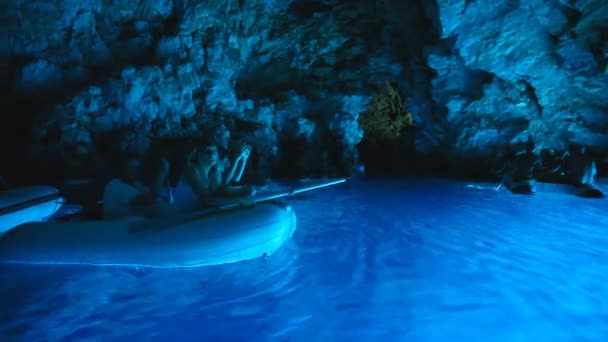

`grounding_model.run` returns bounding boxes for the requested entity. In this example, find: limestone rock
[32,63,202,157]
[431,0,608,159]
[4,0,607,181]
